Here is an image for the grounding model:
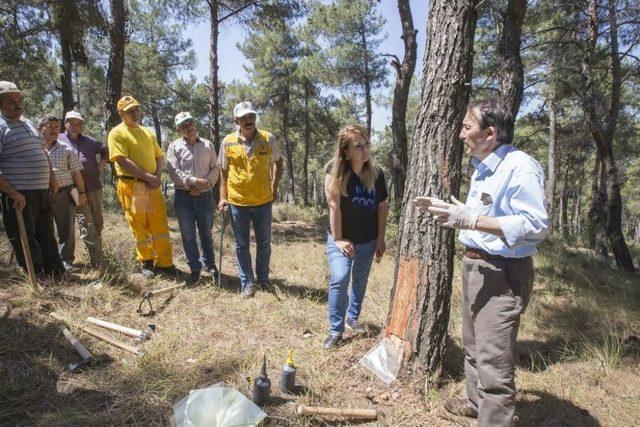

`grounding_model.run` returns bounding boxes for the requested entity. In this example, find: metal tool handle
[62,327,93,360]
